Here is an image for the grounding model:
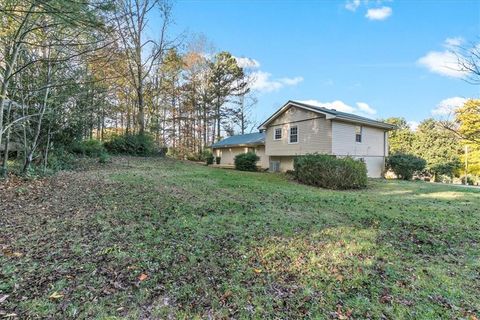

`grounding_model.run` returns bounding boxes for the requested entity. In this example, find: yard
[1,157,479,319]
